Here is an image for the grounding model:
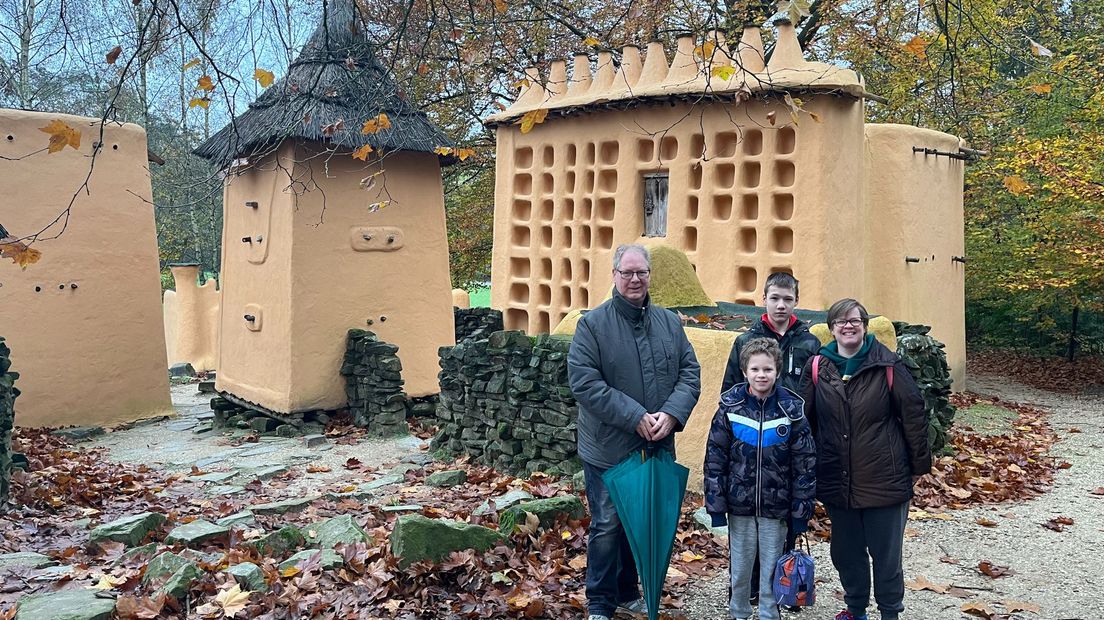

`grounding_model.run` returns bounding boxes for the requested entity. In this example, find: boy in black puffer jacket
[704,338,816,620]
